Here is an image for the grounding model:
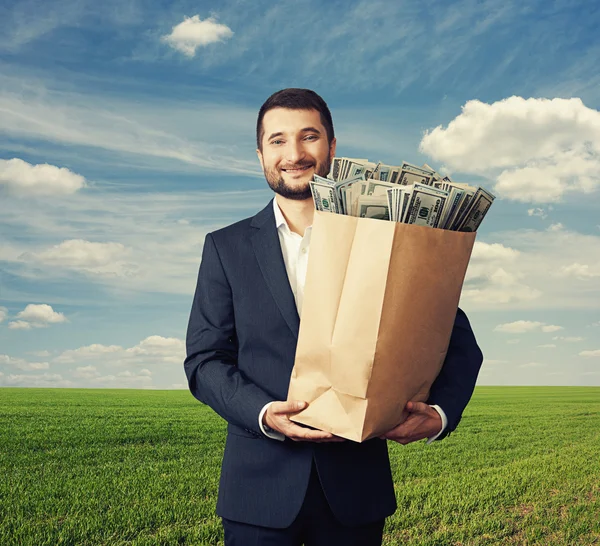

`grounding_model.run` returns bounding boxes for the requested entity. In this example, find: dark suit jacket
[184,200,483,529]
